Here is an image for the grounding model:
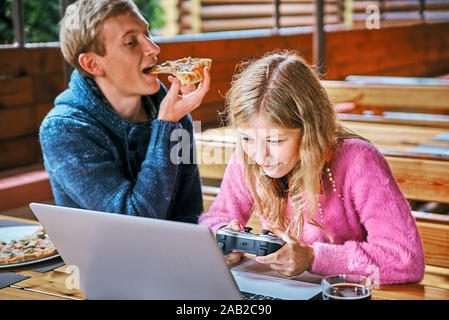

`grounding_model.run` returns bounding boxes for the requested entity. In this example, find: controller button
[218,242,224,249]
[217,234,226,240]
[244,227,253,233]
[258,249,267,256]
[260,241,268,248]
[261,229,270,235]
